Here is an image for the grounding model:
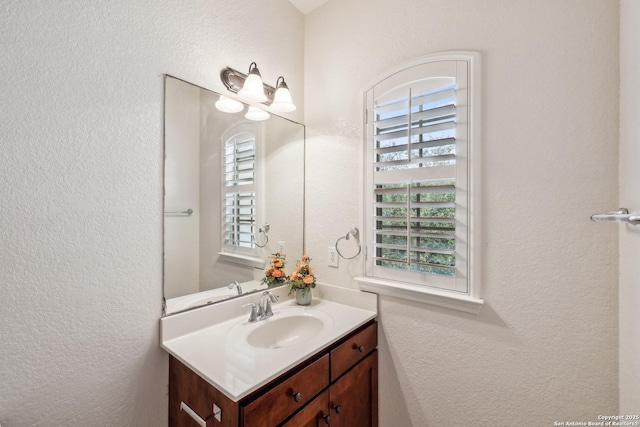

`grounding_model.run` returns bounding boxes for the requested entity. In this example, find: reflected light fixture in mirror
[238,62,268,102]
[215,95,244,113]
[270,77,296,113]
[245,106,270,121]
